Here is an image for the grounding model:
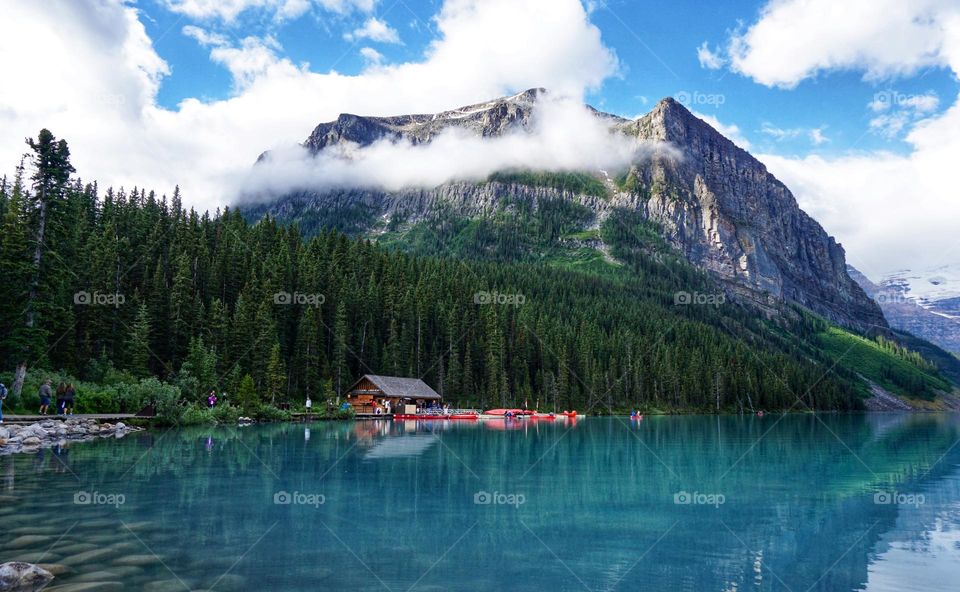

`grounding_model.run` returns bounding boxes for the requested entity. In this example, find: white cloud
[0,0,618,211]
[868,112,911,138]
[244,97,673,197]
[726,0,957,89]
[867,90,941,138]
[808,127,829,145]
[696,41,724,70]
[758,122,828,145]
[734,0,960,275]
[344,18,401,44]
[359,46,384,65]
[760,123,801,141]
[162,0,370,21]
[182,25,230,47]
[692,111,751,149]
